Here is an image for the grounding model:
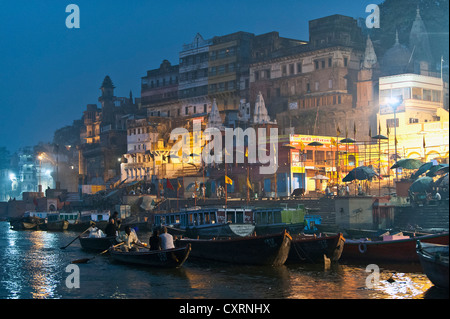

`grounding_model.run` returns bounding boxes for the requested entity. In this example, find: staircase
[394,202,449,230]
